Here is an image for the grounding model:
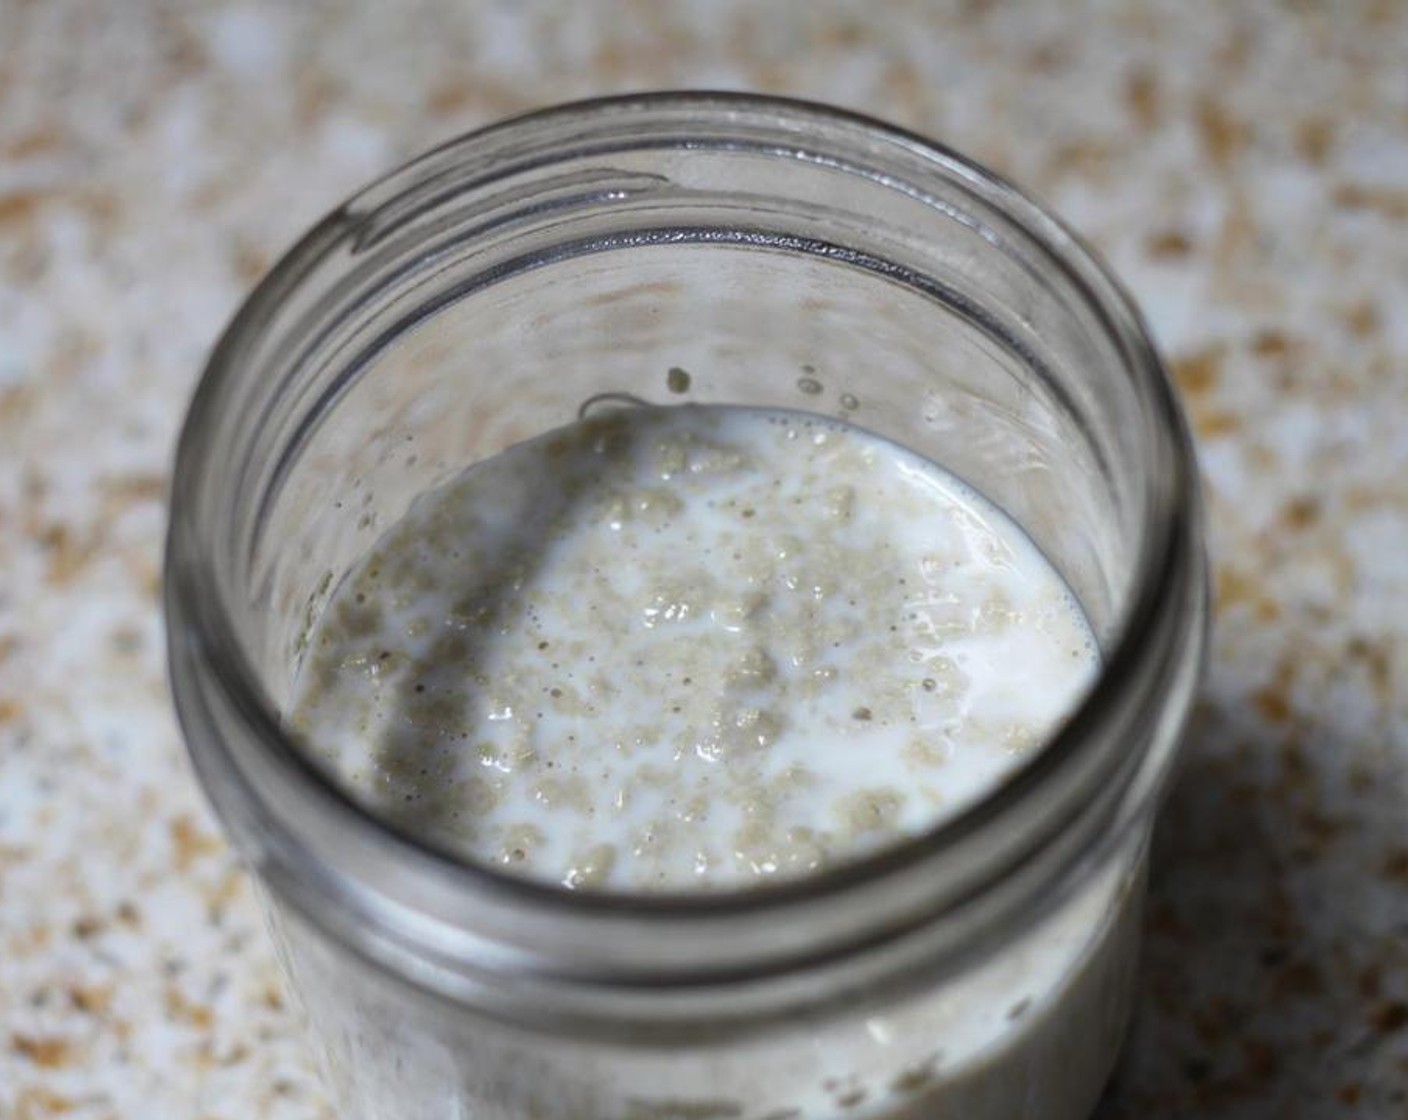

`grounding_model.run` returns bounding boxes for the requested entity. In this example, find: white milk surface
[291,404,1098,892]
